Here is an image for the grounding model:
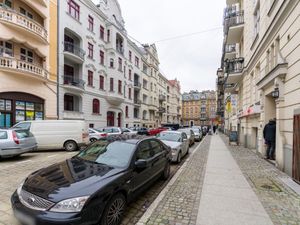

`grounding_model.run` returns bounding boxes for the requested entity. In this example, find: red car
[148,127,168,136]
